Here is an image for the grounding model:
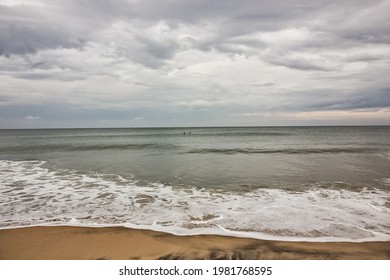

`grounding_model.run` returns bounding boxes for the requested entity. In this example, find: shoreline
[1,226,389,260]
[1,223,389,243]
